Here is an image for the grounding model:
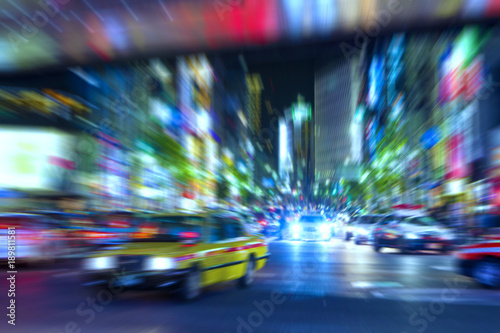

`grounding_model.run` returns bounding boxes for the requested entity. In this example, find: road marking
[351,281,403,289]
[255,272,277,278]
[370,288,500,306]
[431,265,454,271]
[53,271,80,278]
